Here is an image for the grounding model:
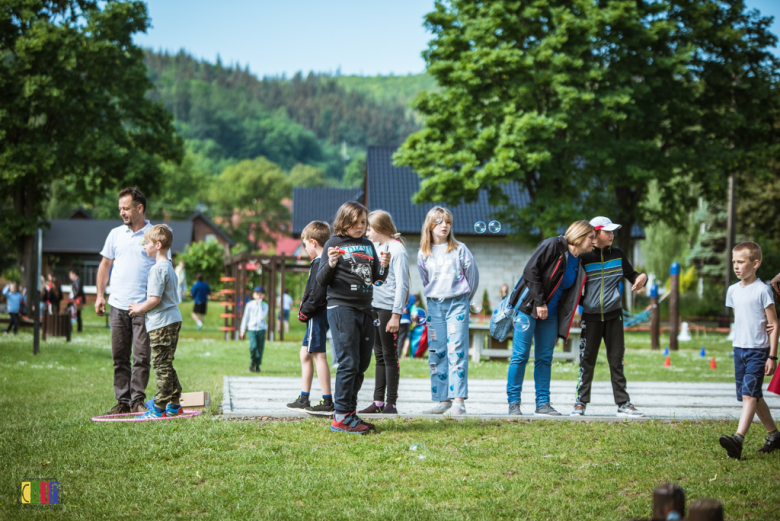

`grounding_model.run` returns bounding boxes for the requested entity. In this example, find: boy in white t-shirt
[719,241,779,459]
